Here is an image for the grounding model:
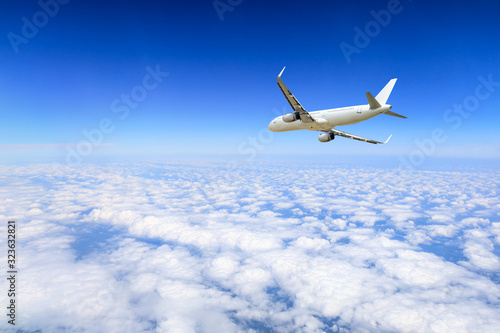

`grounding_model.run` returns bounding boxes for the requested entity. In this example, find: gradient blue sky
[1,0,499,162]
